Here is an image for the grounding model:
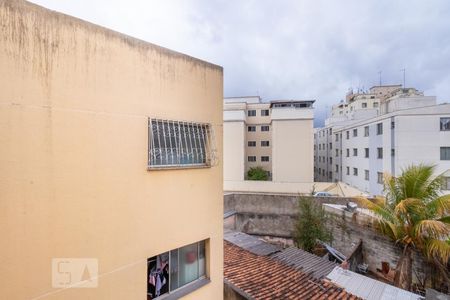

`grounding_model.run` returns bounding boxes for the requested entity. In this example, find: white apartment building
[224,96,315,182]
[314,86,450,196]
